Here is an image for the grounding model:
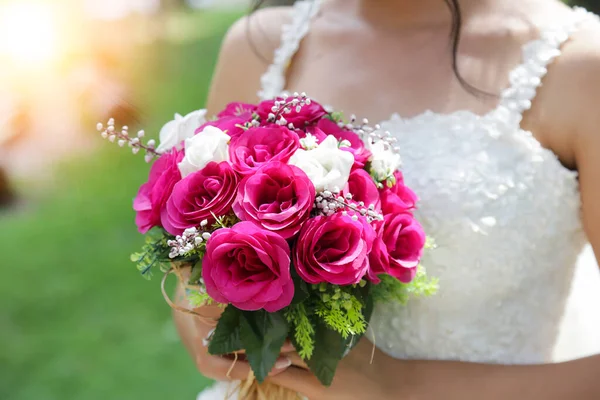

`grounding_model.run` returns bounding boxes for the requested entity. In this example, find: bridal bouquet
[98,93,437,398]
